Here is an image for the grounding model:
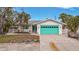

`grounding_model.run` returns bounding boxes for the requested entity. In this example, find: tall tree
[0,7,14,33]
[59,13,72,23]
[66,16,79,33]
[16,11,31,29]
[17,11,30,24]
[59,13,79,33]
